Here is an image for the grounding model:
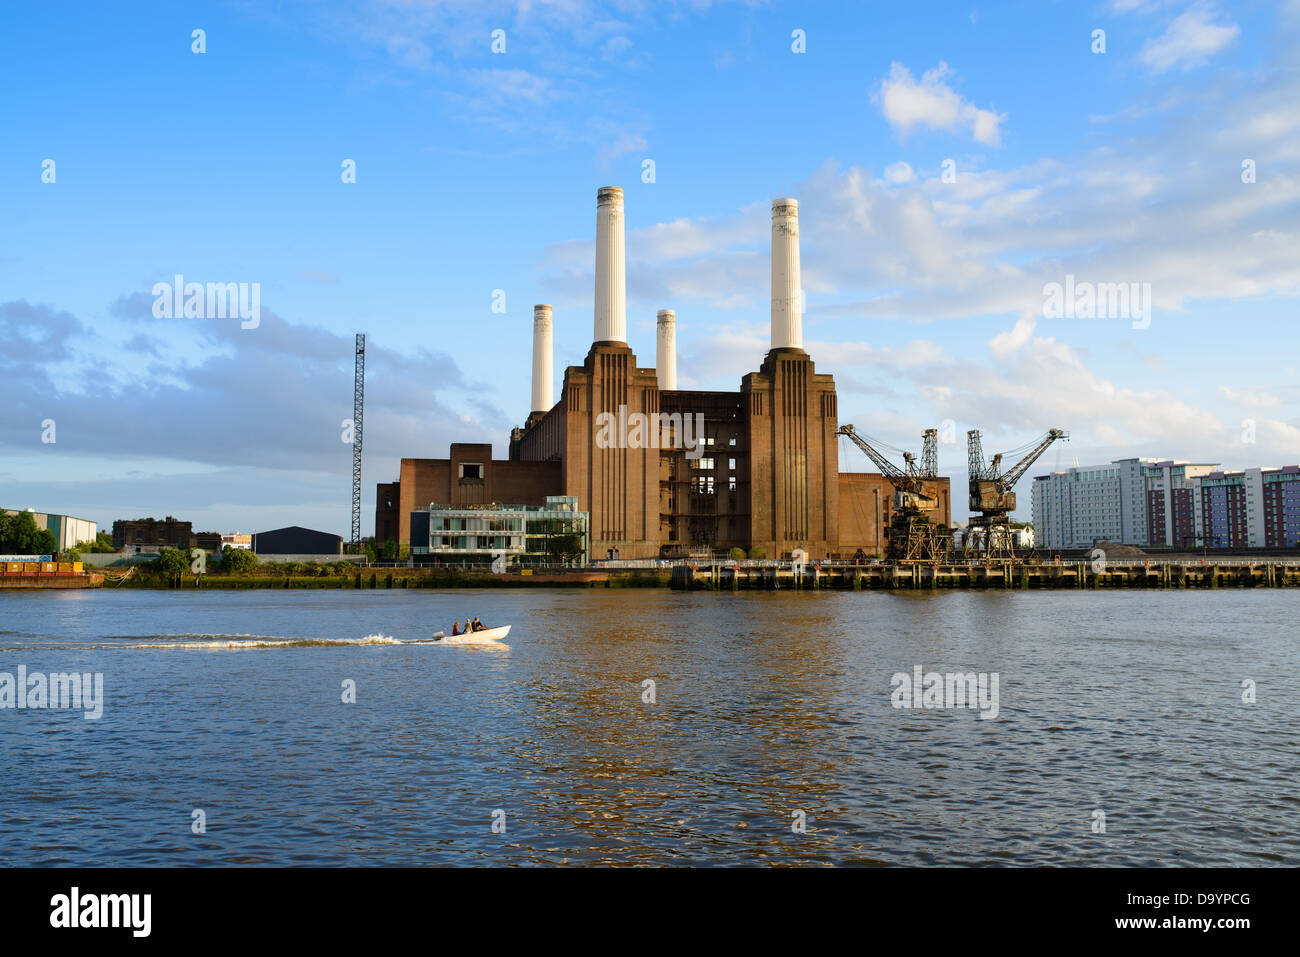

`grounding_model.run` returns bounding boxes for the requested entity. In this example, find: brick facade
[381,342,950,560]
